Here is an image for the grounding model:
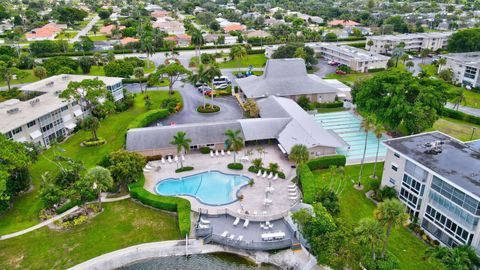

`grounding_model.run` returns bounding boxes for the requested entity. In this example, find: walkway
[0,206,79,240]
[70,15,100,43]
[446,102,480,117]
